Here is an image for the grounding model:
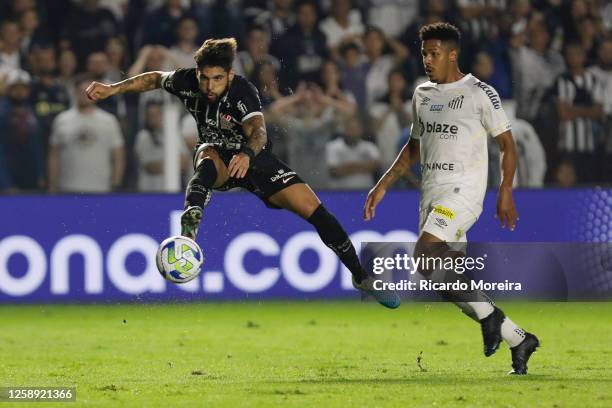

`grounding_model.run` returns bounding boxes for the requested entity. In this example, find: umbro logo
[448,95,464,110]
[420,97,430,106]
